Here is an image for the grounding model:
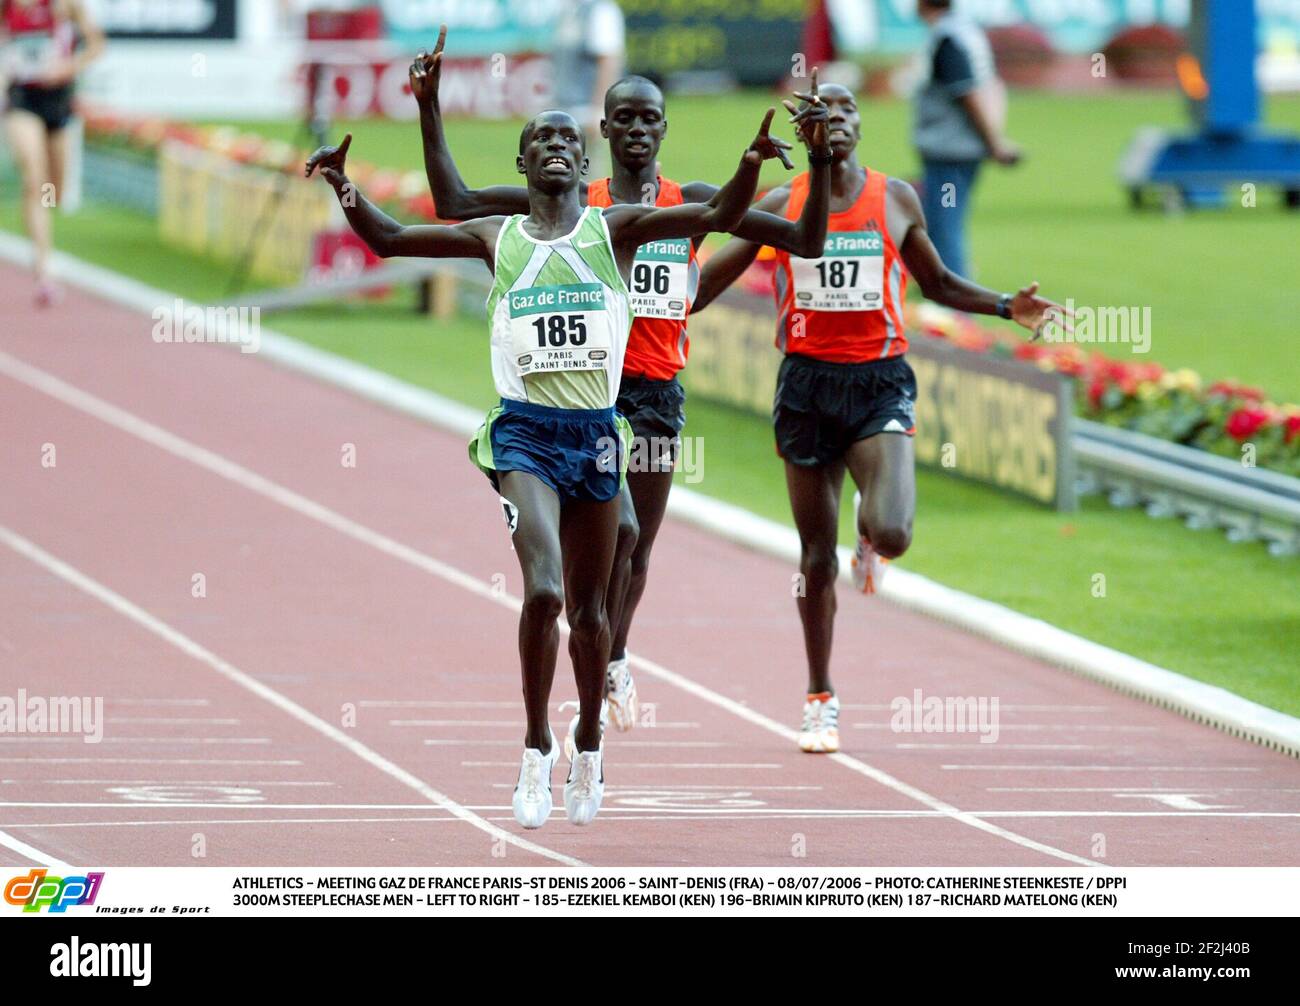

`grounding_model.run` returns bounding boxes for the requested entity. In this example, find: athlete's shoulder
[885,175,923,216]
[678,179,715,204]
